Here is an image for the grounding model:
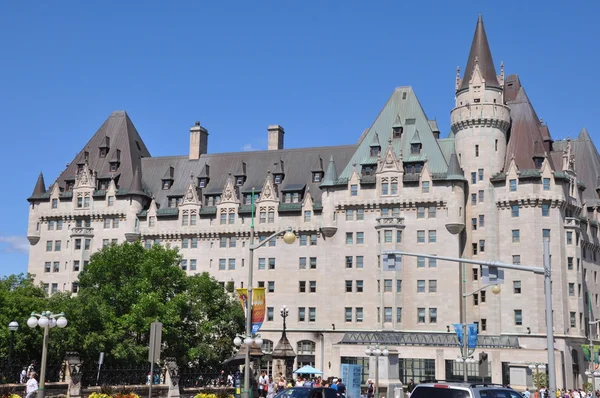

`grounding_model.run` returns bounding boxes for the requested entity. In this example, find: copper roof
[459,14,500,90]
